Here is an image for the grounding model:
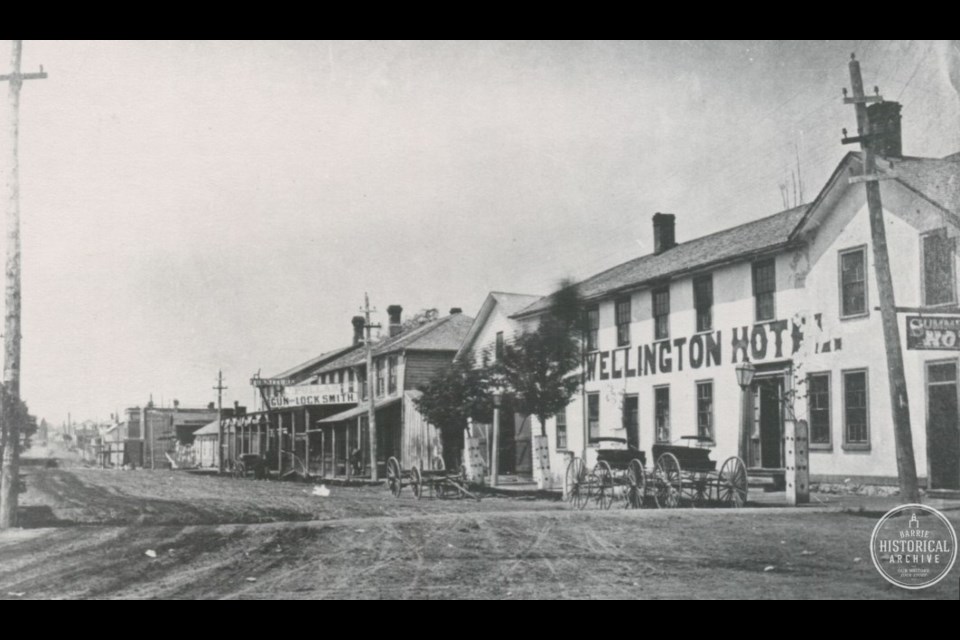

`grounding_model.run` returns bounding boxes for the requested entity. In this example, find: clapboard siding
[403,351,455,390]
